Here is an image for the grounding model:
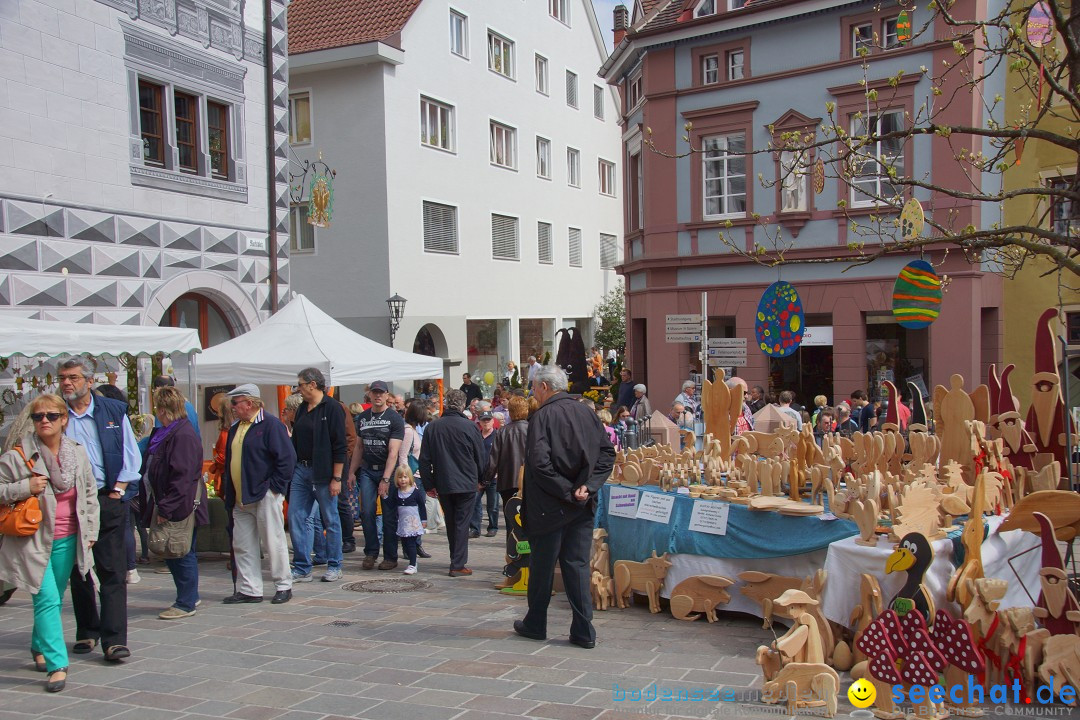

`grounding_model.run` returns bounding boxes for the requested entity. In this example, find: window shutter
[492,214,519,260]
[593,86,604,119]
[423,201,458,253]
[566,71,577,107]
[538,222,553,264]
[600,233,618,269]
[568,227,582,267]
